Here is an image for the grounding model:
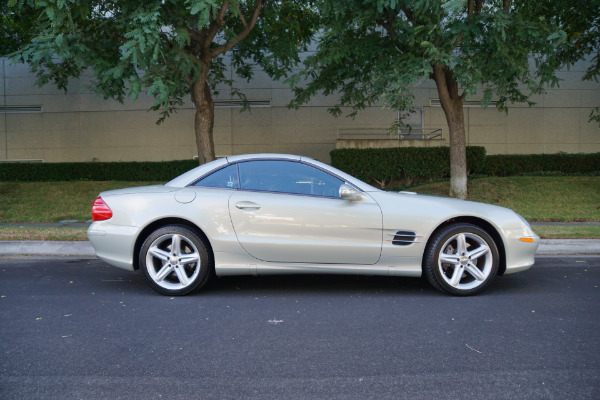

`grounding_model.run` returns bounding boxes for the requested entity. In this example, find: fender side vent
[392,231,417,246]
